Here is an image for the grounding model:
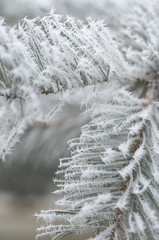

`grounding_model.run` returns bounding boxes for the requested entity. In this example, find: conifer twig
[109,83,153,239]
